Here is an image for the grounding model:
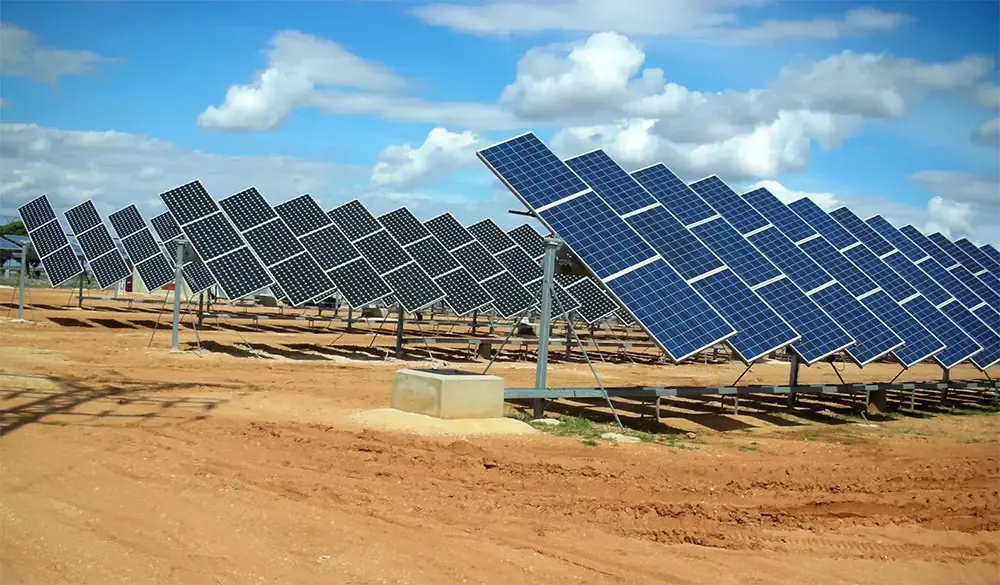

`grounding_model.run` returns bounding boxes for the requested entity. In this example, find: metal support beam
[395,306,405,359]
[787,352,800,408]
[17,243,28,321]
[171,239,184,352]
[533,237,560,418]
[77,272,85,308]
